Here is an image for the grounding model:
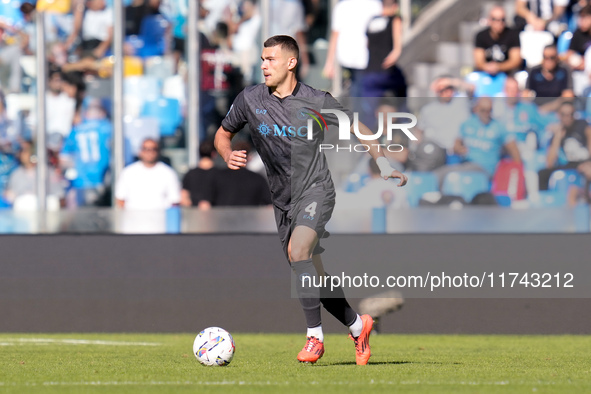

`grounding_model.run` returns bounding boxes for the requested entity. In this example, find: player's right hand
[227,150,247,170]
